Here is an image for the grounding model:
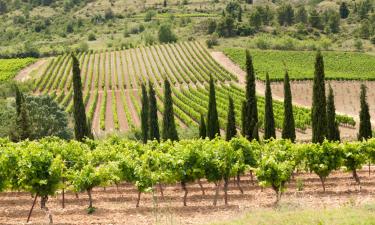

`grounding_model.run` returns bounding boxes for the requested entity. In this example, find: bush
[371,36,375,45]
[145,10,156,22]
[88,33,96,41]
[206,34,219,48]
[158,23,177,43]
